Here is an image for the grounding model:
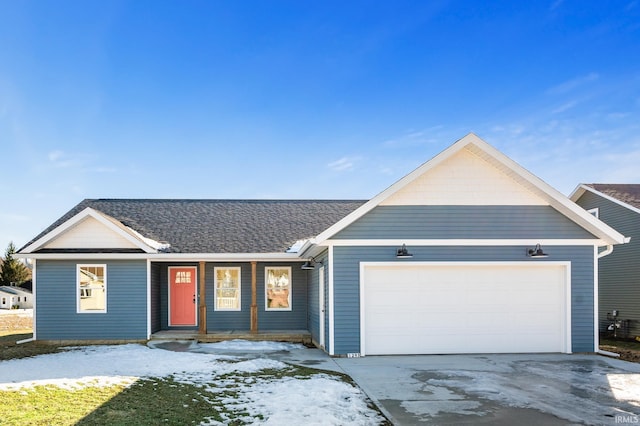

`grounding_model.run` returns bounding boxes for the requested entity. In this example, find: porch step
[151,330,312,345]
